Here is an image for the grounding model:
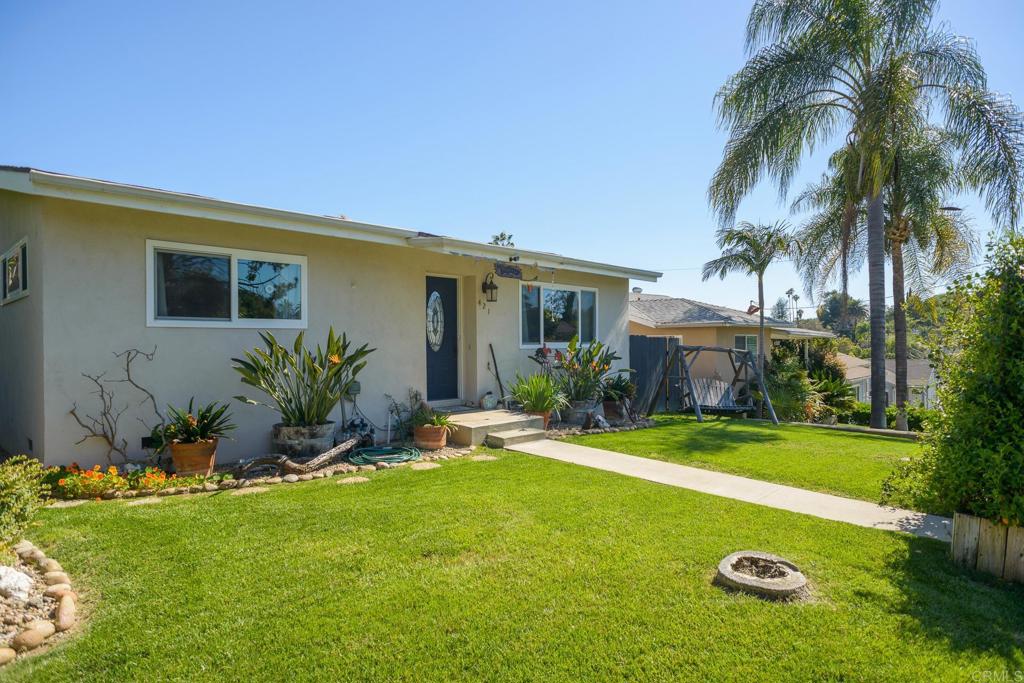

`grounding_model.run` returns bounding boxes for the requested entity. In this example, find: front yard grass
[8,450,1022,682]
[567,414,918,504]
